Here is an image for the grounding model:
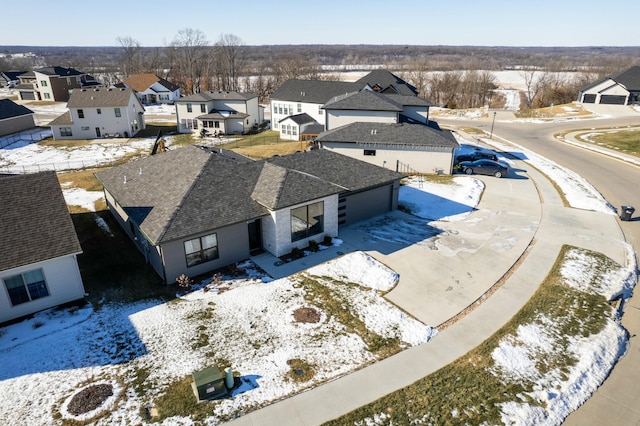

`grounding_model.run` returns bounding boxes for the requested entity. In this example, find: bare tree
[215,33,245,91]
[116,36,142,78]
[168,28,209,95]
